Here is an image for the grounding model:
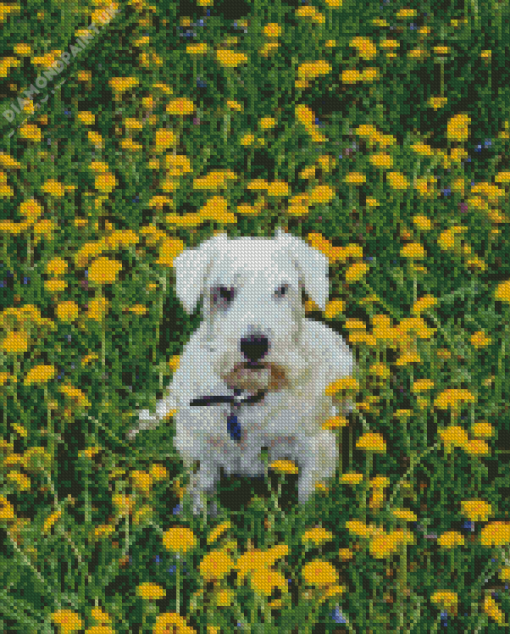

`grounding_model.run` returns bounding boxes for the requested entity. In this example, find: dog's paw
[126,410,159,440]
[192,493,205,516]
[297,474,316,505]
[188,489,218,517]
